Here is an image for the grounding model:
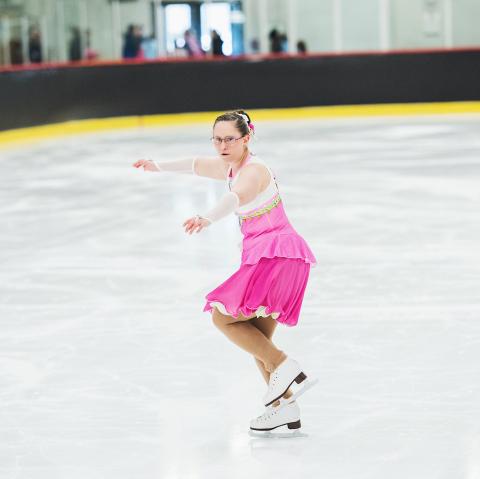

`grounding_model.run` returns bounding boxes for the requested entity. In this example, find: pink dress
[203,155,317,327]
